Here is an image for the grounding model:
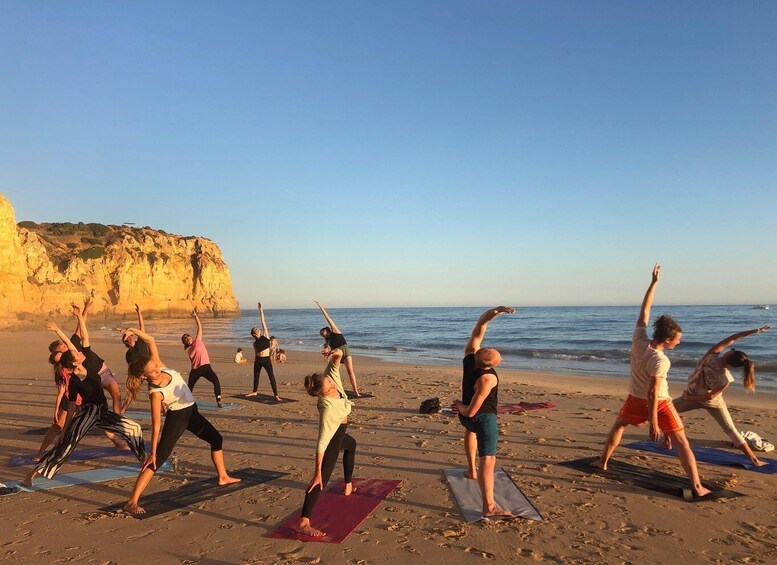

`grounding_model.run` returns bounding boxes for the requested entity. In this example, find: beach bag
[419,397,441,414]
